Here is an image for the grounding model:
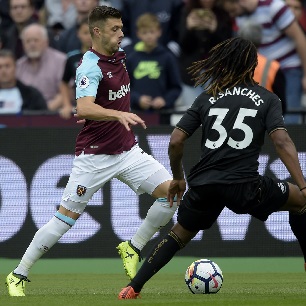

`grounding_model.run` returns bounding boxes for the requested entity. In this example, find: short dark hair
[0,49,16,62]
[10,0,34,8]
[88,5,122,36]
[188,37,258,96]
